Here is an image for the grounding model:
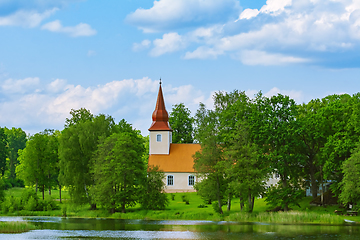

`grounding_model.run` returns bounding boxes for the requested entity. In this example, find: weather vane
[160,78,162,85]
